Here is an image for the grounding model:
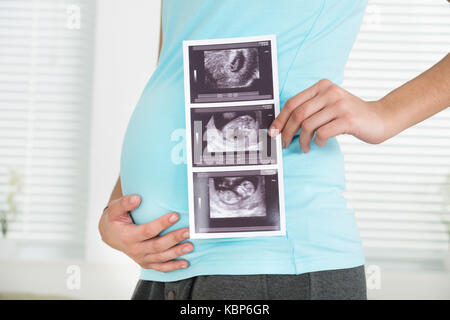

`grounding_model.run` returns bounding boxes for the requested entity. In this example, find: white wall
[85,0,161,266]
[0,0,161,299]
